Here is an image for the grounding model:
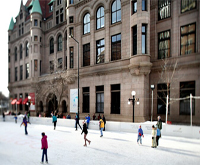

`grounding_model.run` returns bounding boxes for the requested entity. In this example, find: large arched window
[111,0,121,24]
[83,13,90,34]
[50,38,54,54]
[96,7,104,30]
[20,44,23,59]
[15,47,17,61]
[26,42,29,57]
[57,34,62,51]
